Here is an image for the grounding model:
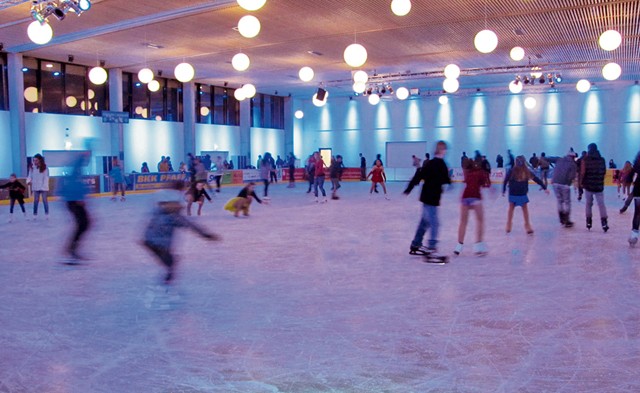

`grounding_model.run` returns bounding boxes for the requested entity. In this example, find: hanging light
[88,65,107,85]
[174,62,195,82]
[294,110,304,119]
[443,78,459,93]
[232,53,250,71]
[24,87,38,103]
[510,46,525,61]
[138,68,154,84]
[474,29,498,53]
[353,82,366,94]
[27,21,53,45]
[368,94,380,105]
[602,62,621,80]
[312,91,328,107]
[524,97,537,109]
[237,0,266,11]
[438,95,449,105]
[343,43,368,68]
[443,64,460,79]
[598,30,622,51]
[148,80,160,92]
[65,96,77,107]
[576,79,591,93]
[242,83,256,98]
[509,80,523,94]
[395,87,409,100]
[234,88,247,101]
[238,15,261,38]
[353,70,368,83]
[390,0,411,16]
[299,66,314,82]
[200,106,210,117]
